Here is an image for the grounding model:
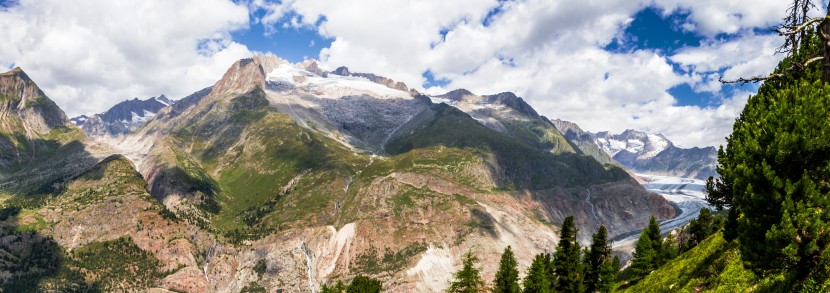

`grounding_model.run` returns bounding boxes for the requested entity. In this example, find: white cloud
[257,0,781,147]
[652,0,788,36]
[0,0,253,116]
